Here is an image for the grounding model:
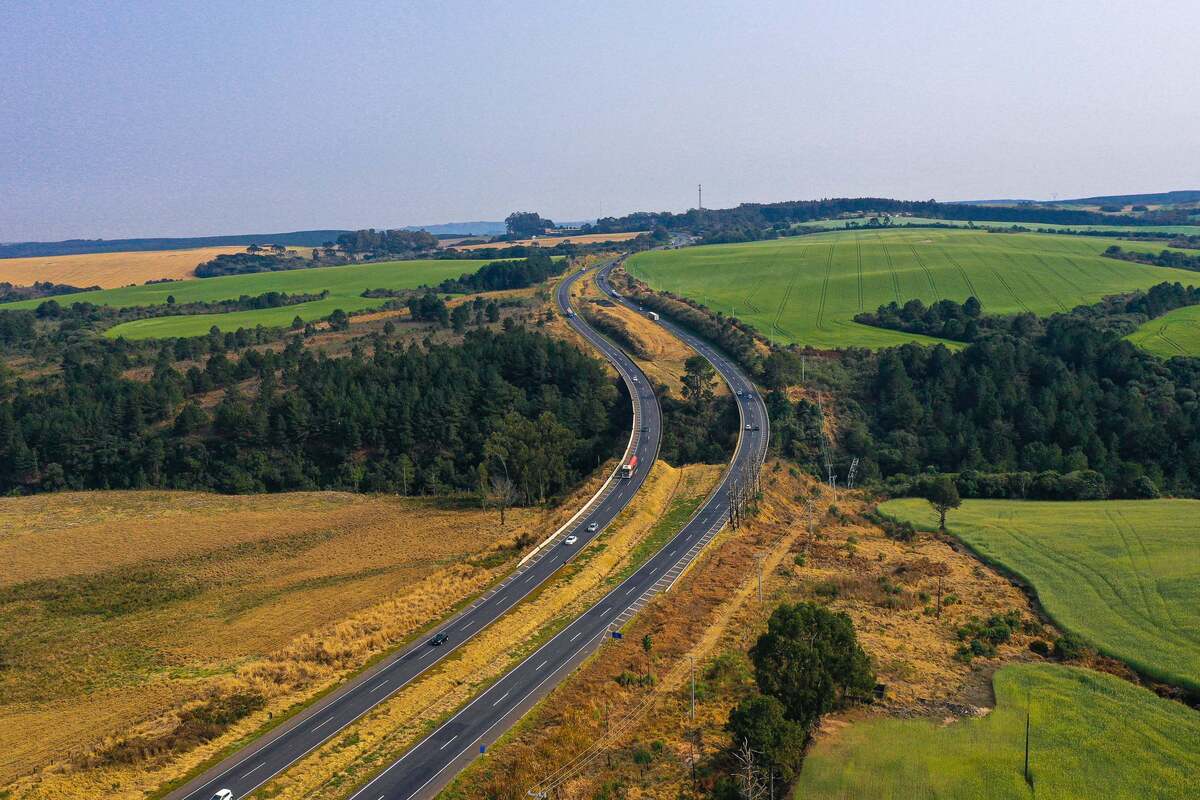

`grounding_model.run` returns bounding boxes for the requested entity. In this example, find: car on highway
[587,522,599,532]
[745,423,753,430]
[210,791,233,800]
[563,534,578,545]
[429,632,449,646]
